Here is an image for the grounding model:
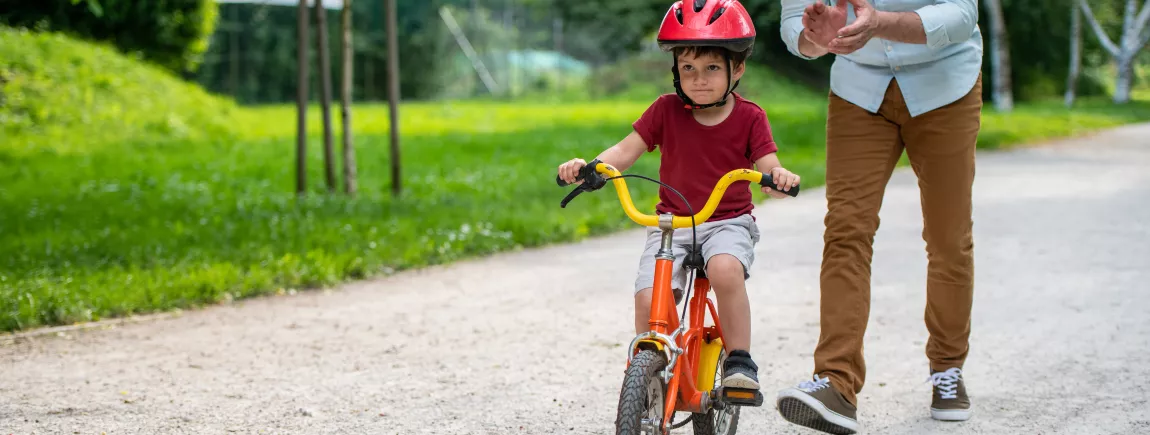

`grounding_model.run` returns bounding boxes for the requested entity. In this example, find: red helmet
[656,0,757,54]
